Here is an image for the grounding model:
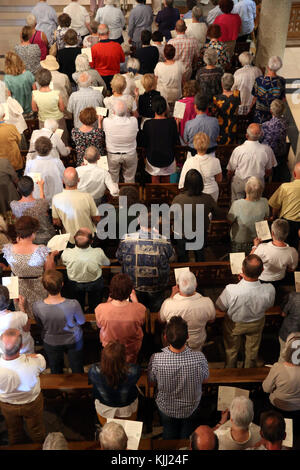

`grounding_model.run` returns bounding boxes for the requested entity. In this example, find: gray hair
[178,271,197,296]
[246,123,262,141]
[99,422,128,450]
[98,24,109,36]
[270,99,285,118]
[84,146,99,163]
[230,396,254,430]
[245,176,263,201]
[113,99,127,117]
[192,5,203,21]
[221,73,234,91]
[43,433,68,450]
[203,48,218,66]
[283,332,300,364]
[271,219,289,242]
[268,56,282,72]
[78,72,92,88]
[0,329,22,358]
[63,170,78,188]
[26,13,37,27]
[44,119,58,131]
[239,51,254,66]
[75,54,90,73]
[0,104,5,120]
